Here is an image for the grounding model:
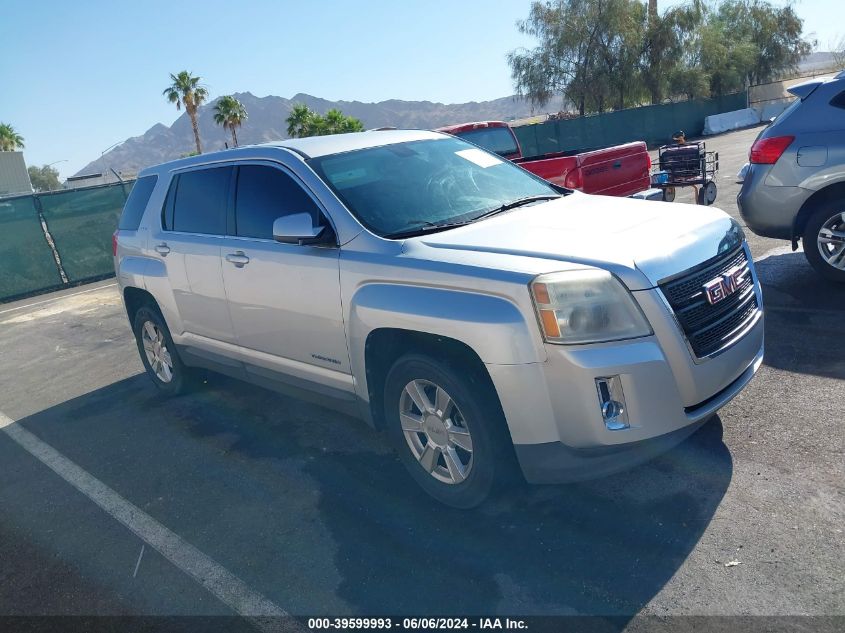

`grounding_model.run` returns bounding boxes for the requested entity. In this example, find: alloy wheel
[399,379,474,485]
[141,320,174,383]
[817,211,845,271]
